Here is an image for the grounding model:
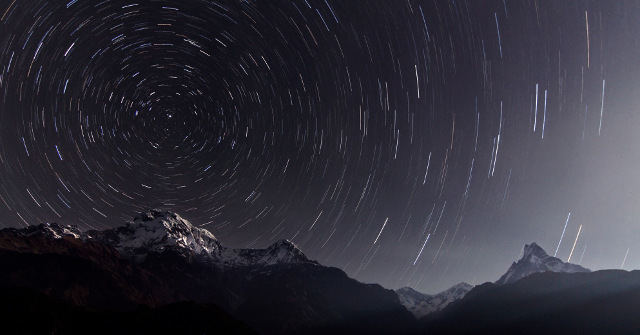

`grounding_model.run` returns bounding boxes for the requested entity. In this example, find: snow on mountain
[396,287,431,316]
[221,238,312,267]
[63,209,314,267]
[495,242,590,285]
[397,242,590,318]
[396,282,473,319]
[7,222,83,240]
[87,210,222,262]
